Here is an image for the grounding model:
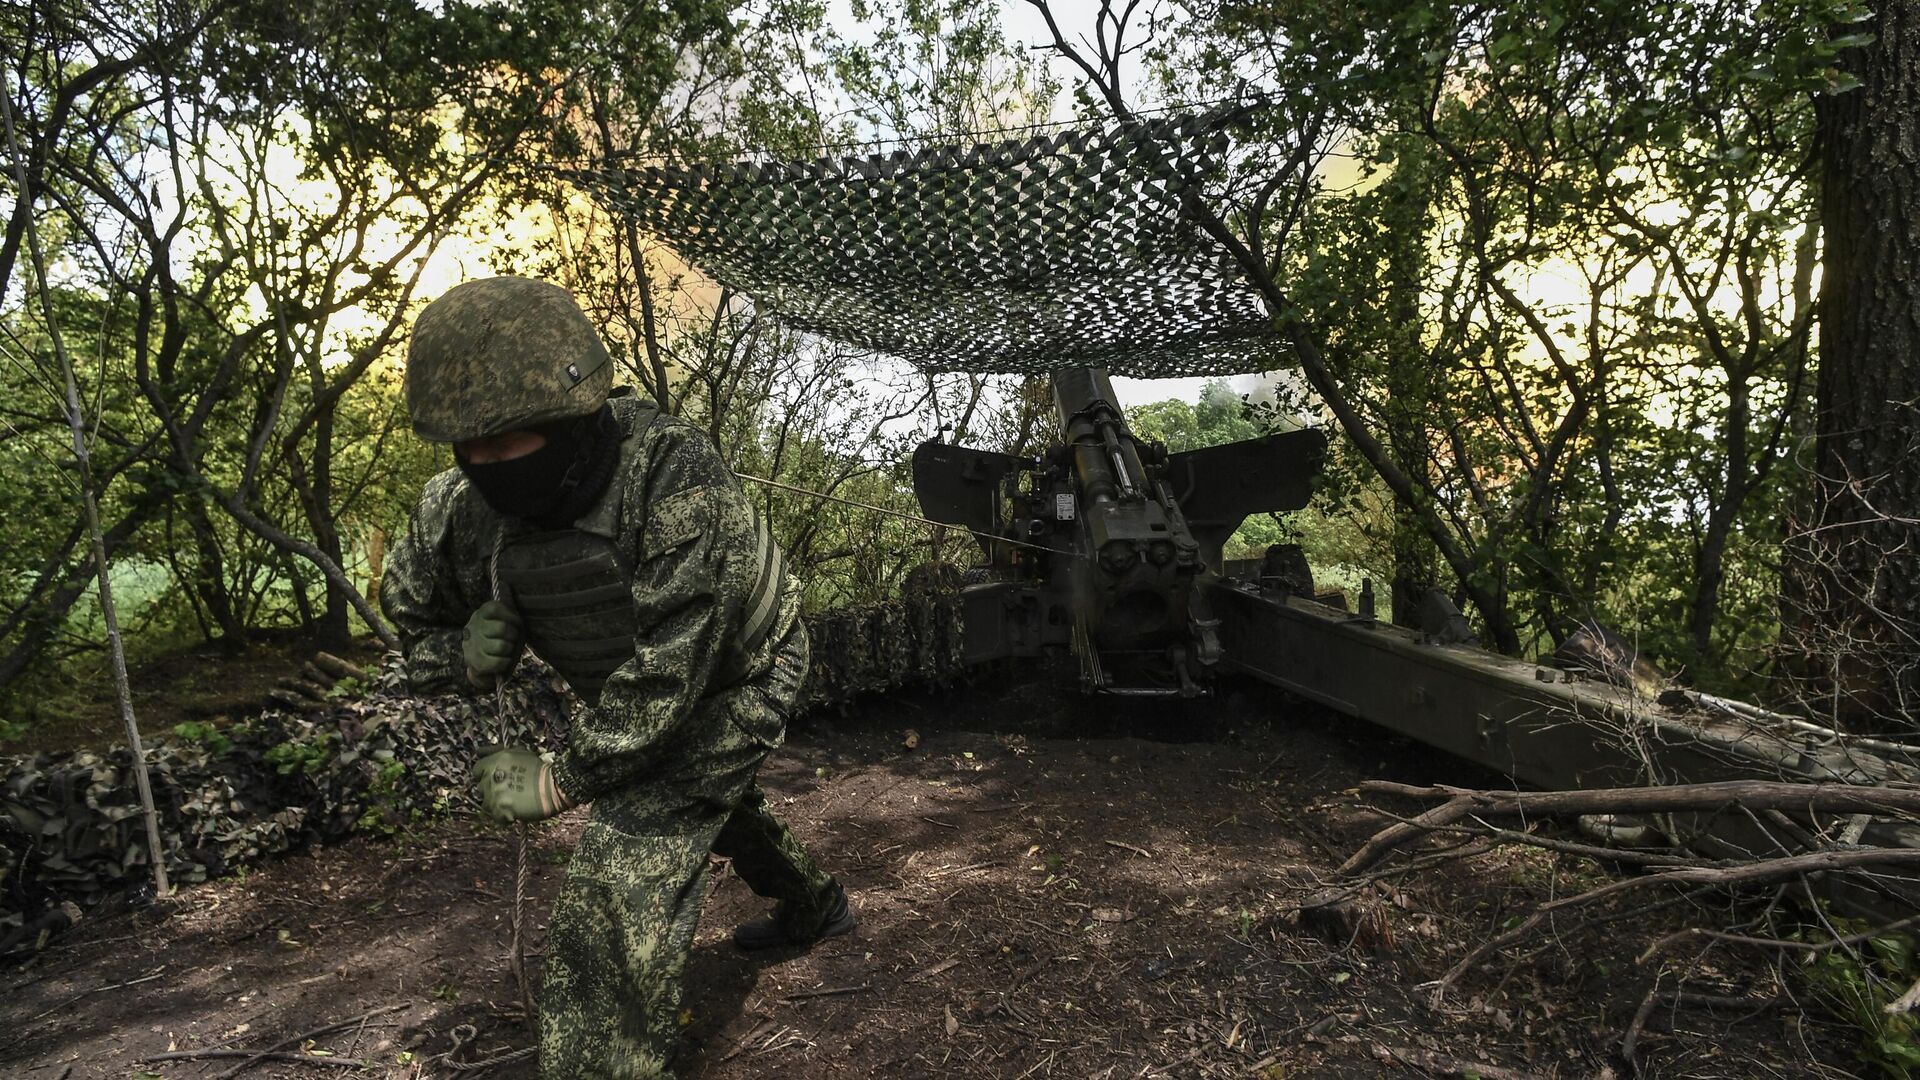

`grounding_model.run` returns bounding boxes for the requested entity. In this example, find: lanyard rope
[490,528,539,1028]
